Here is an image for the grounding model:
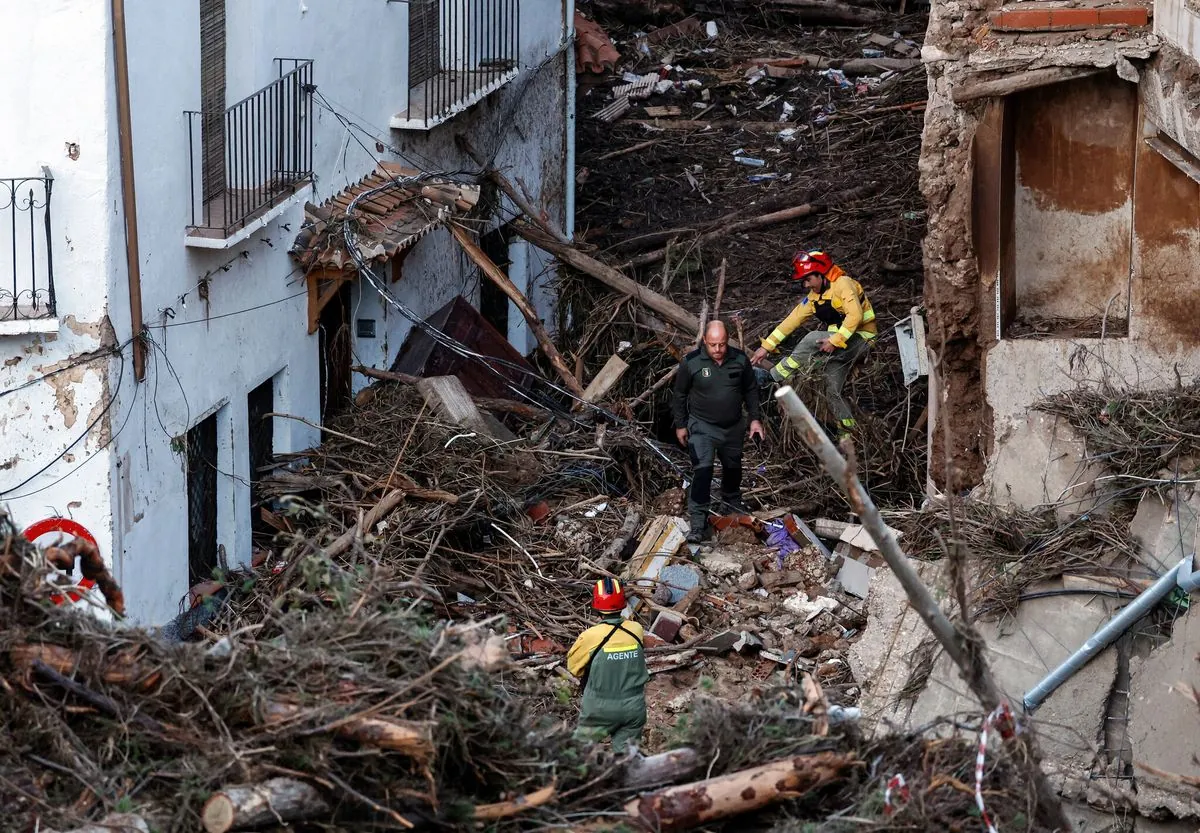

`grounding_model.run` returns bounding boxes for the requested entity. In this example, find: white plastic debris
[654,79,674,94]
[584,502,609,518]
[778,128,798,142]
[733,155,766,167]
[779,101,795,122]
[683,78,704,89]
[705,20,718,38]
